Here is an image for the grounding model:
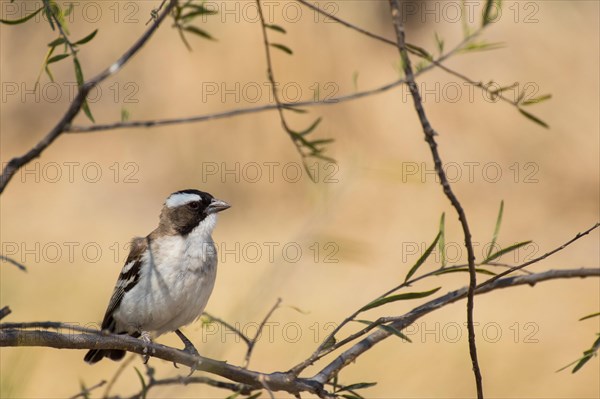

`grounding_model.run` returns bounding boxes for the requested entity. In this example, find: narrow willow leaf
[286,305,310,315]
[270,43,293,55]
[225,393,240,399]
[435,267,496,276]
[335,382,377,393]
[48,37,66,47]
[486,200,504,259]
[0,6,43,24]
[74,29,98,45]
[518,108,549,128]
[352,71,360,91]
[434,32,444,54]
[439,213,446,267]
[483,241,532,263]
[355,320,412,342]
[405,232,441,282]
[183,26,215,41]
[339,394,364,399]
[482,0,495,26]
[521,94,552,106]
[64,3,74,17]
[185,4,218,15]
[121,108,130,122]
[181,8,217,20]
[266,24,286,34]
[310,138,335,146]
[44,65,55,82]
[579,312,600,321]
[73,57,95,123]
[406,43,432,60]
[460,41,504,53]
[299,117,322,136]
[360,287,441,312]
[572,336,600,373]
[47,53,70,64]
